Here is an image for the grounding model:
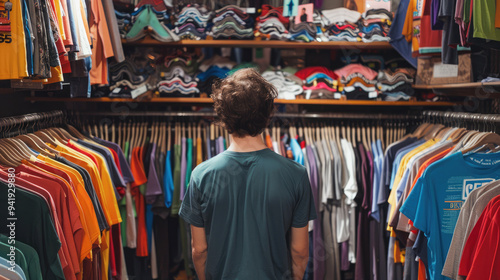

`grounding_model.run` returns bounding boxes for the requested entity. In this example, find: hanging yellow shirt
[0,0,28,79]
